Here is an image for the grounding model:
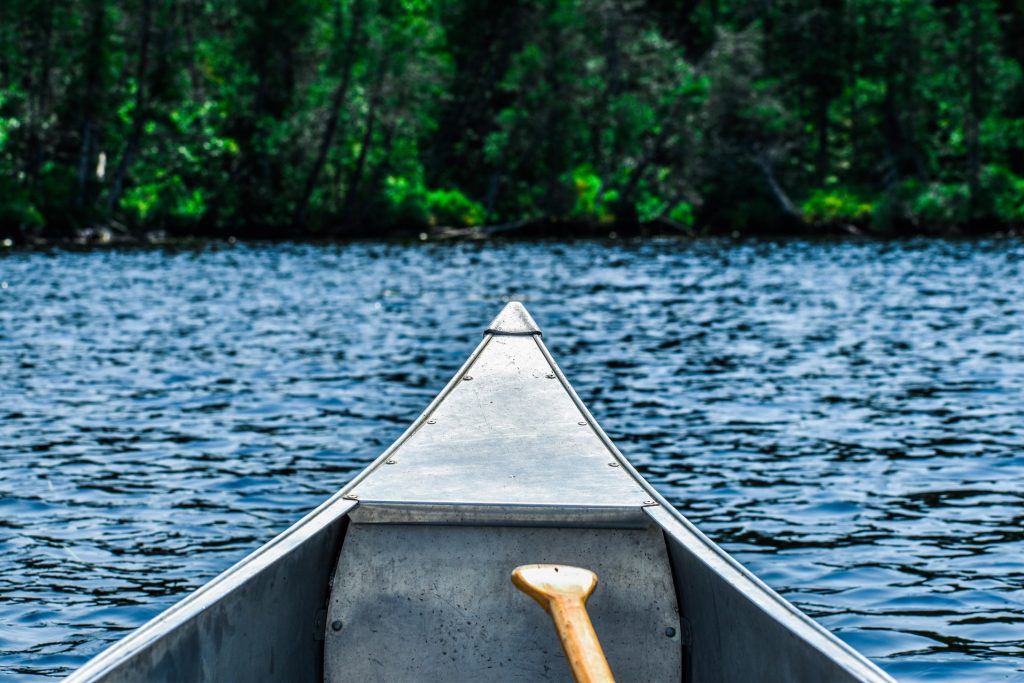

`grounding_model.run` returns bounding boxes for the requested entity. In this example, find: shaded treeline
[1,0,1023,241]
